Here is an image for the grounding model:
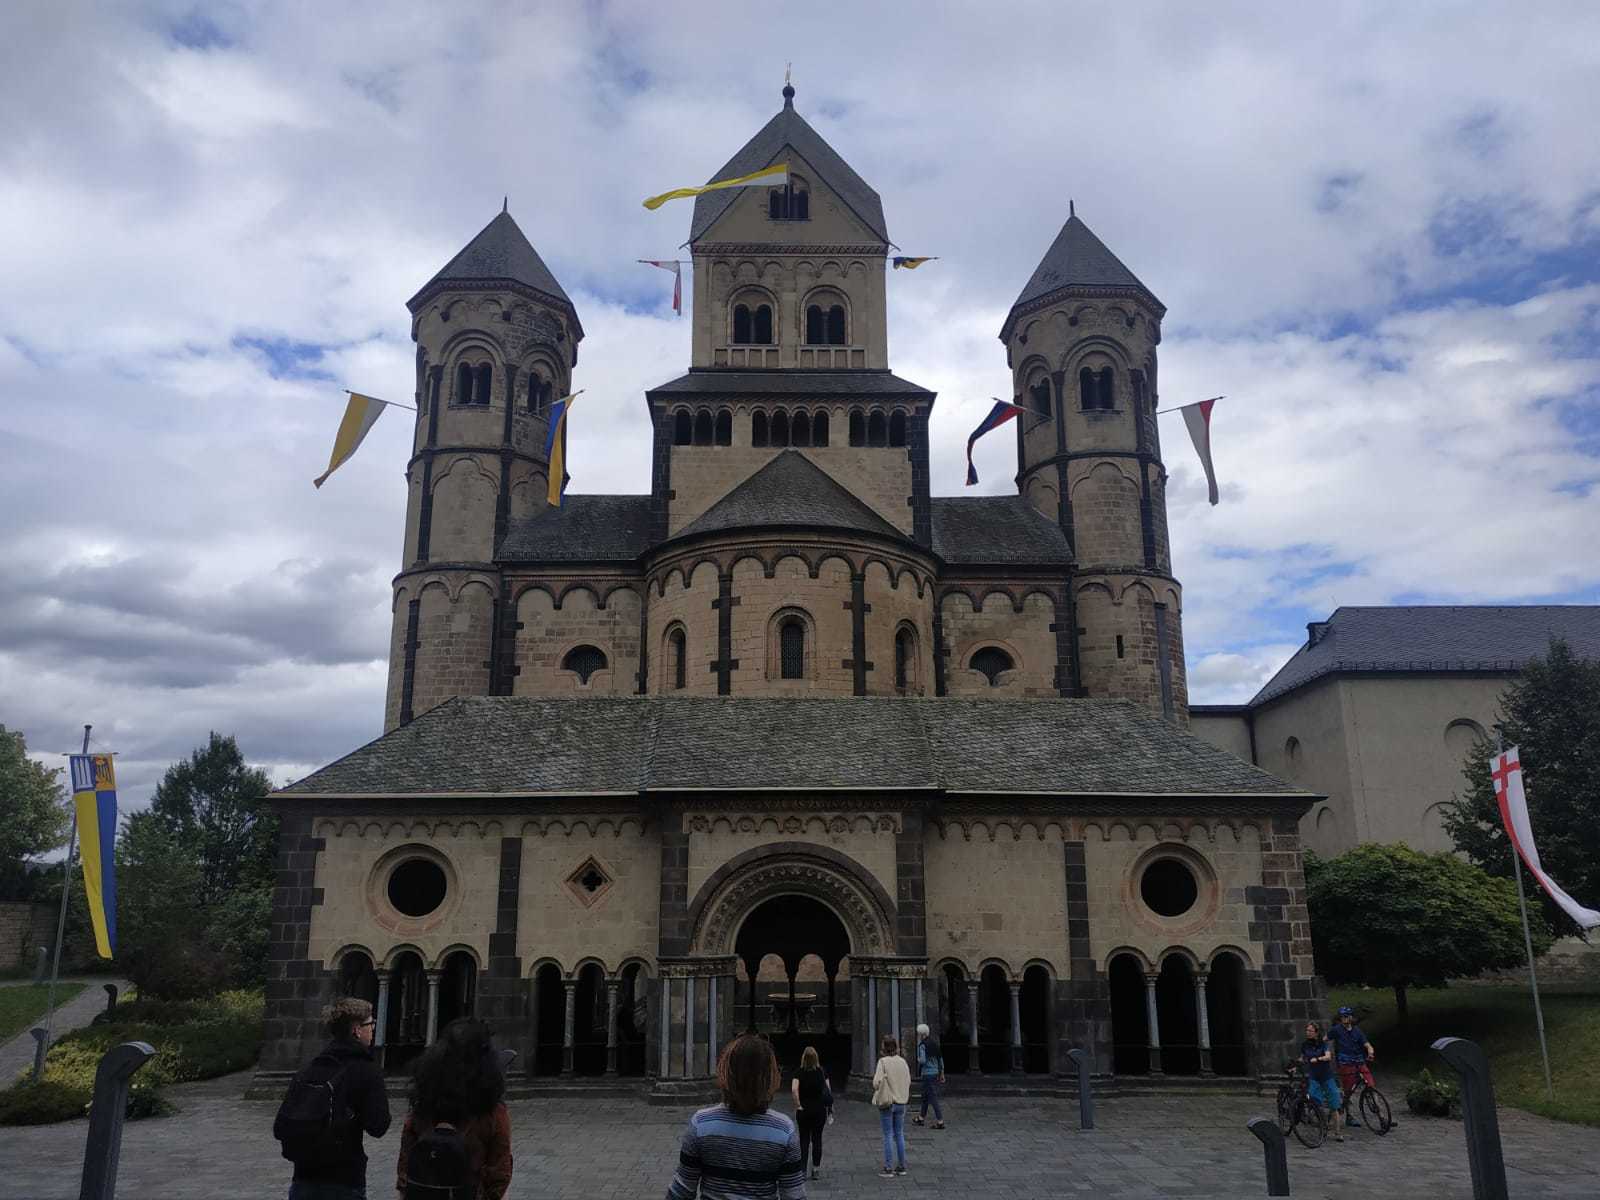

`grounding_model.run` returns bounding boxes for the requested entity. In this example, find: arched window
[752,411,769,447]
[455,362,473,405]
[894,627,915,691]
[805,305,825,345]
[733,304,752,344]
[673,410,693,446]
[1031,378,1052,416]
[969,646,1014,686]
[528,374,552,413]
[562,645,608,684]
[888,410,907,448]
[474,364,493,406]
[769,176,810,219]
[669,628,686,691]
[752,304,774,345]
[867,411,887,447]
[770,410,790,448]
[848,410,865,447]
[1097,367,1115,410]
[693,410,713,446]
[791,410,811,447]
[812,411,829,446]
[714,409,732,446]
[779,619,805,679]
[826,305,846,345]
